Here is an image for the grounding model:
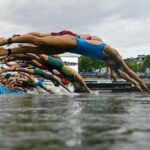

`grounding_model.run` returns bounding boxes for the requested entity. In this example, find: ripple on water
[0,92,150,150]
